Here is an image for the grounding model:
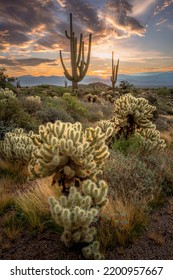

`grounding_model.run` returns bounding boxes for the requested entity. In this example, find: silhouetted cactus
[60,13,92,92]
[111,51,119,93]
